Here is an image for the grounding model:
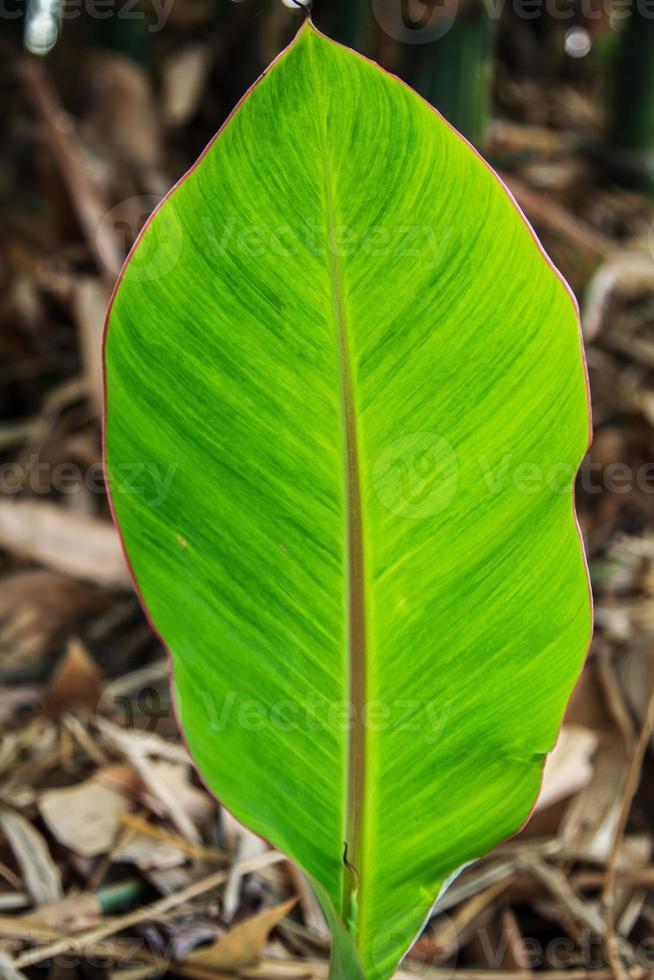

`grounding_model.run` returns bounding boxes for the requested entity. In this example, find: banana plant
[103,14,592,980]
